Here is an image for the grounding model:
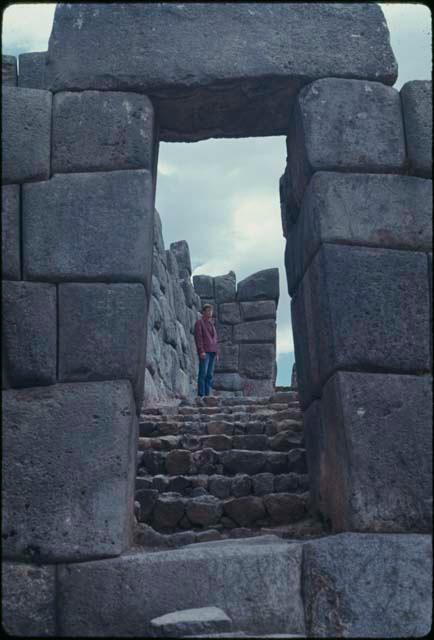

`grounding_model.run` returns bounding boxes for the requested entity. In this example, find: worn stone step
[138,447,307,477]
[138,431,305,453]
[136,491,310,531]
[136,472,310,498]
